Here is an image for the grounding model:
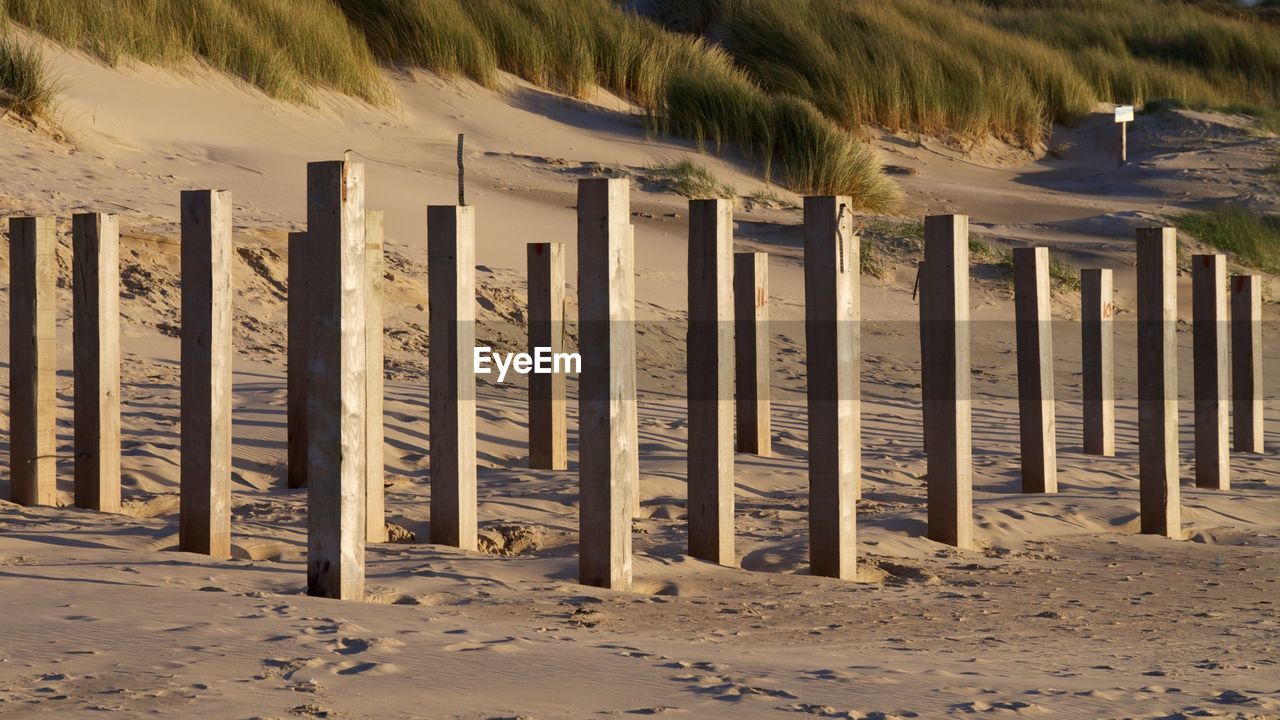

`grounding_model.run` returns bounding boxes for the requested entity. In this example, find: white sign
[1114,105,1134,123]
